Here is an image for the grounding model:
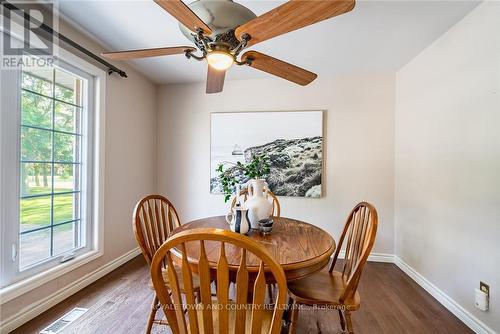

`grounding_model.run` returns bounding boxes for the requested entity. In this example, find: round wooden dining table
[170,216,336,283]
